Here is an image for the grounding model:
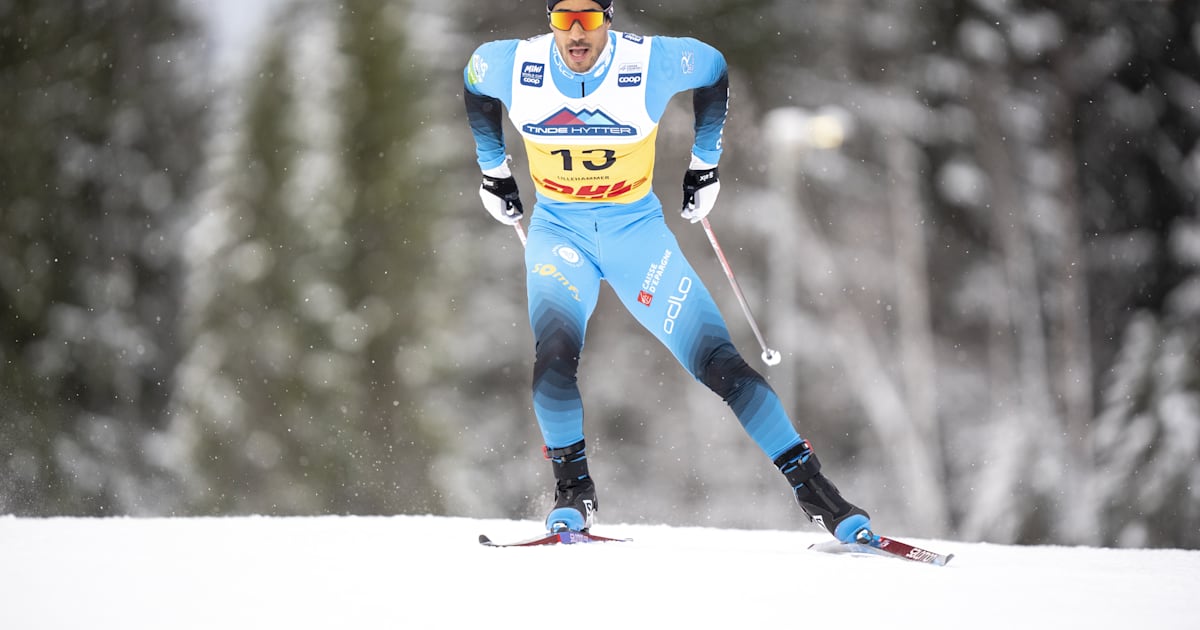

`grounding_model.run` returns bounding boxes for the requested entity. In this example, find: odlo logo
[663,276,692,334]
